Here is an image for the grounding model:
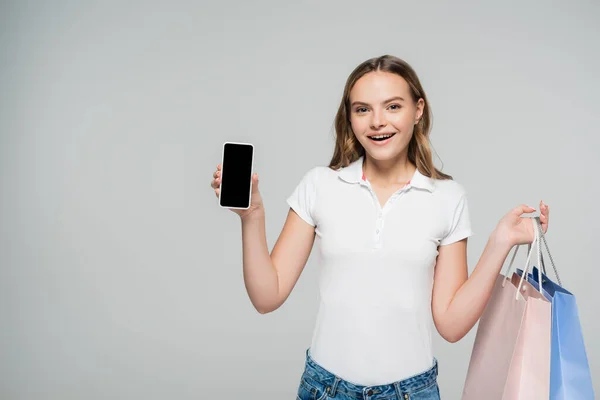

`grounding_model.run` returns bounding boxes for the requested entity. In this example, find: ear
[415,98,425,122]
